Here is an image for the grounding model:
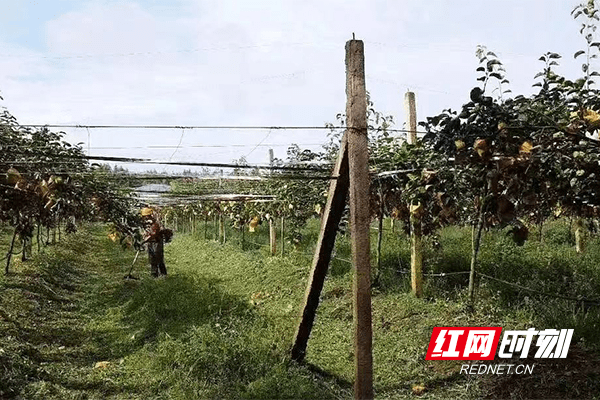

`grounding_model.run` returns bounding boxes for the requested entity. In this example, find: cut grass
[1,220,600,398]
